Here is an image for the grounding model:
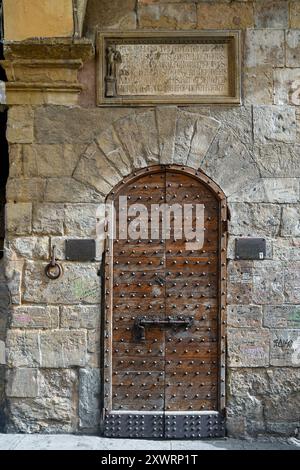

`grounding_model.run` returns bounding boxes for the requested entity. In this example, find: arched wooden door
[102,165,227,439]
